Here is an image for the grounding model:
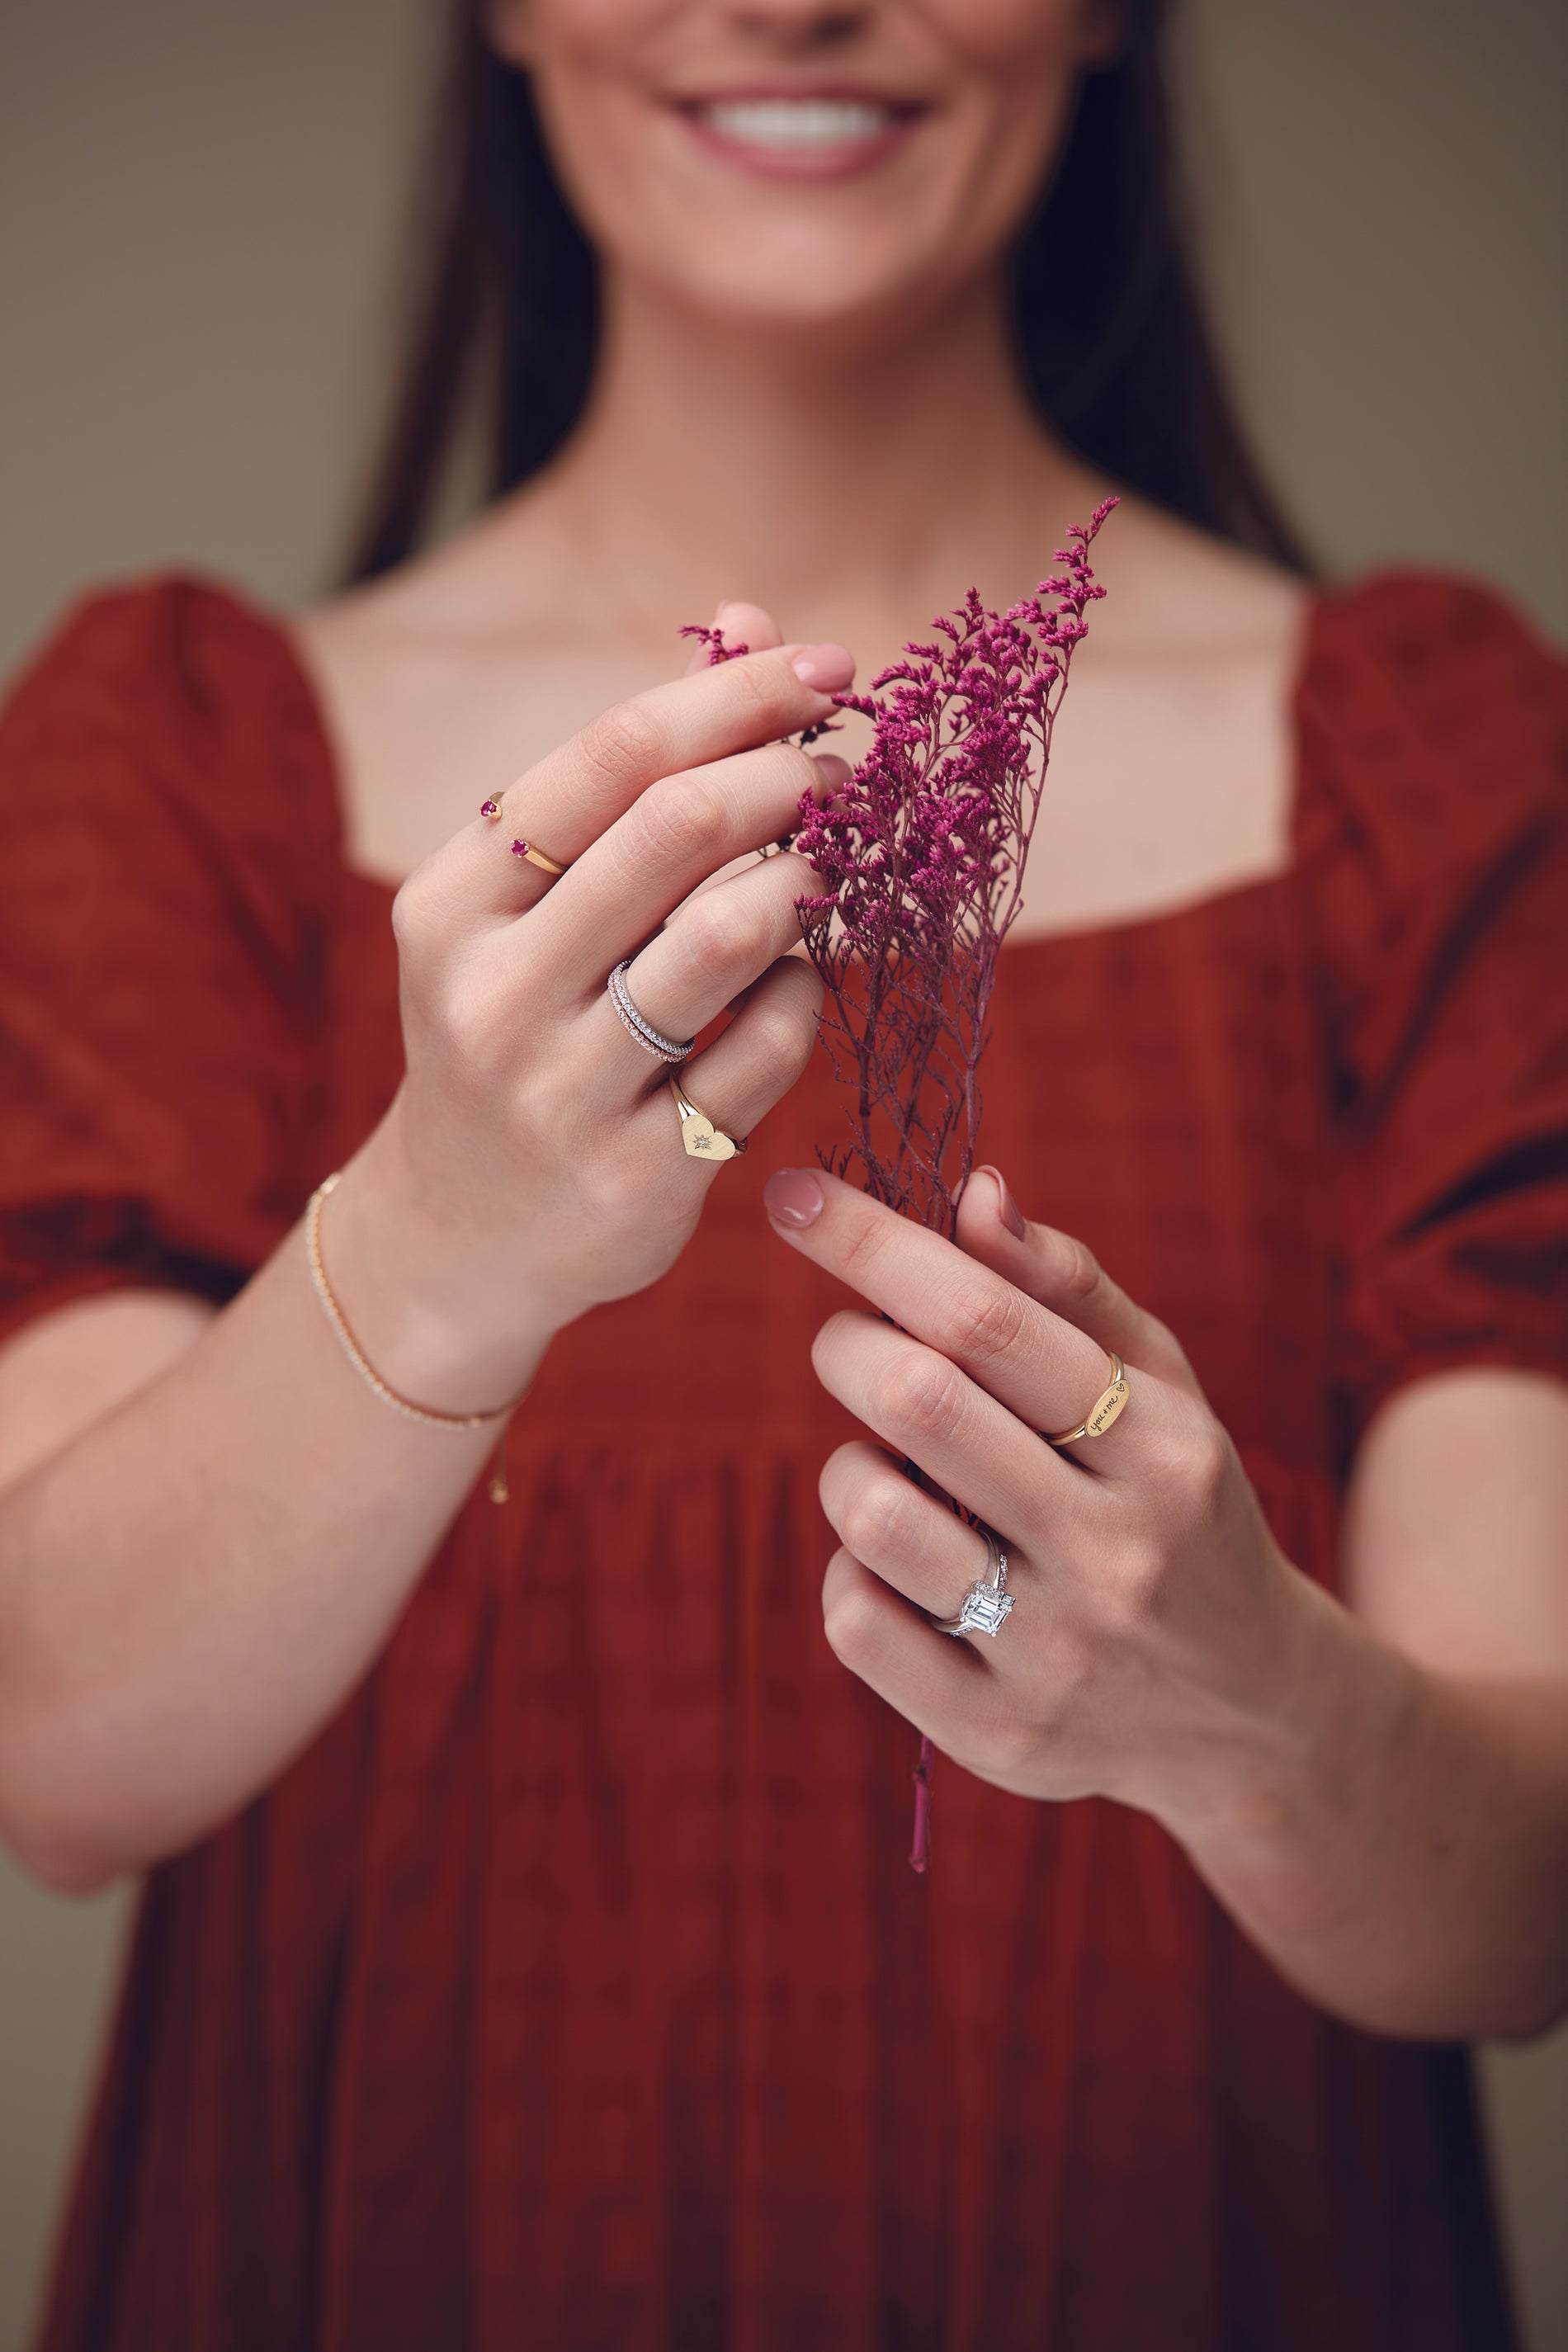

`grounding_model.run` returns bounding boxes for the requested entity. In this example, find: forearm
[1159,1574,1568,2041]
[0,1178,551,1891]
